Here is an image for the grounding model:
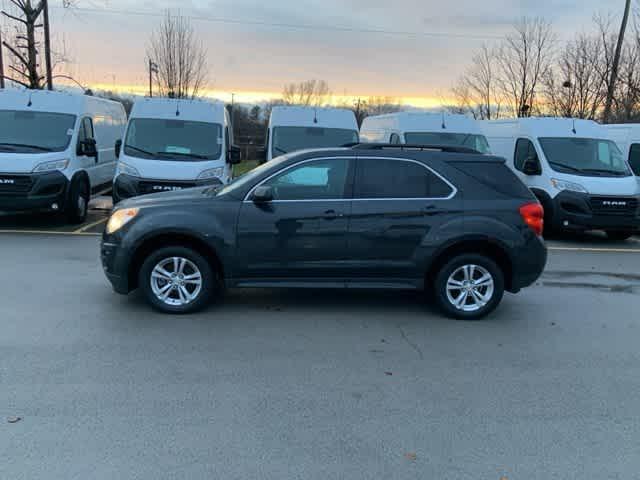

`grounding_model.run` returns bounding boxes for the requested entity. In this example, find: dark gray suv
[101,145,547,320]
